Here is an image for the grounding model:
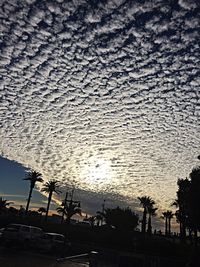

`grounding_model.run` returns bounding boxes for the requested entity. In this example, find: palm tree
[23,171,43,214]
[42,180,61,221]
[0,197,12,214]
[138,196,155,233]
[162,210,174,236]
[57,200,81,224]
[103,207,139,230]
[59,192,69,223]
[173,178,191,240]
[189,166,200,246]
[162,212,168,236]
[147,206,157,234]
[173,203,186,238]
[56,206,65,223]
[167,211,174,235]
